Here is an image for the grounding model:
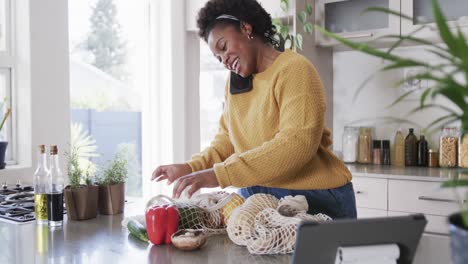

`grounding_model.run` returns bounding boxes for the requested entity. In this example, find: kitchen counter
[0,200,452,264]
[0,200,290,264]
[347,164,466,182]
